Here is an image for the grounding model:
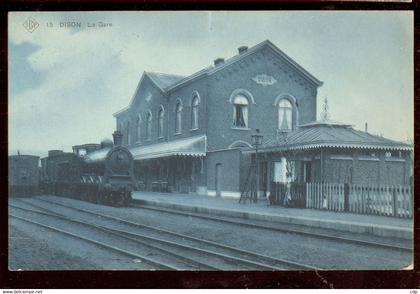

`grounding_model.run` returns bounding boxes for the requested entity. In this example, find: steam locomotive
[40,131,135,206]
